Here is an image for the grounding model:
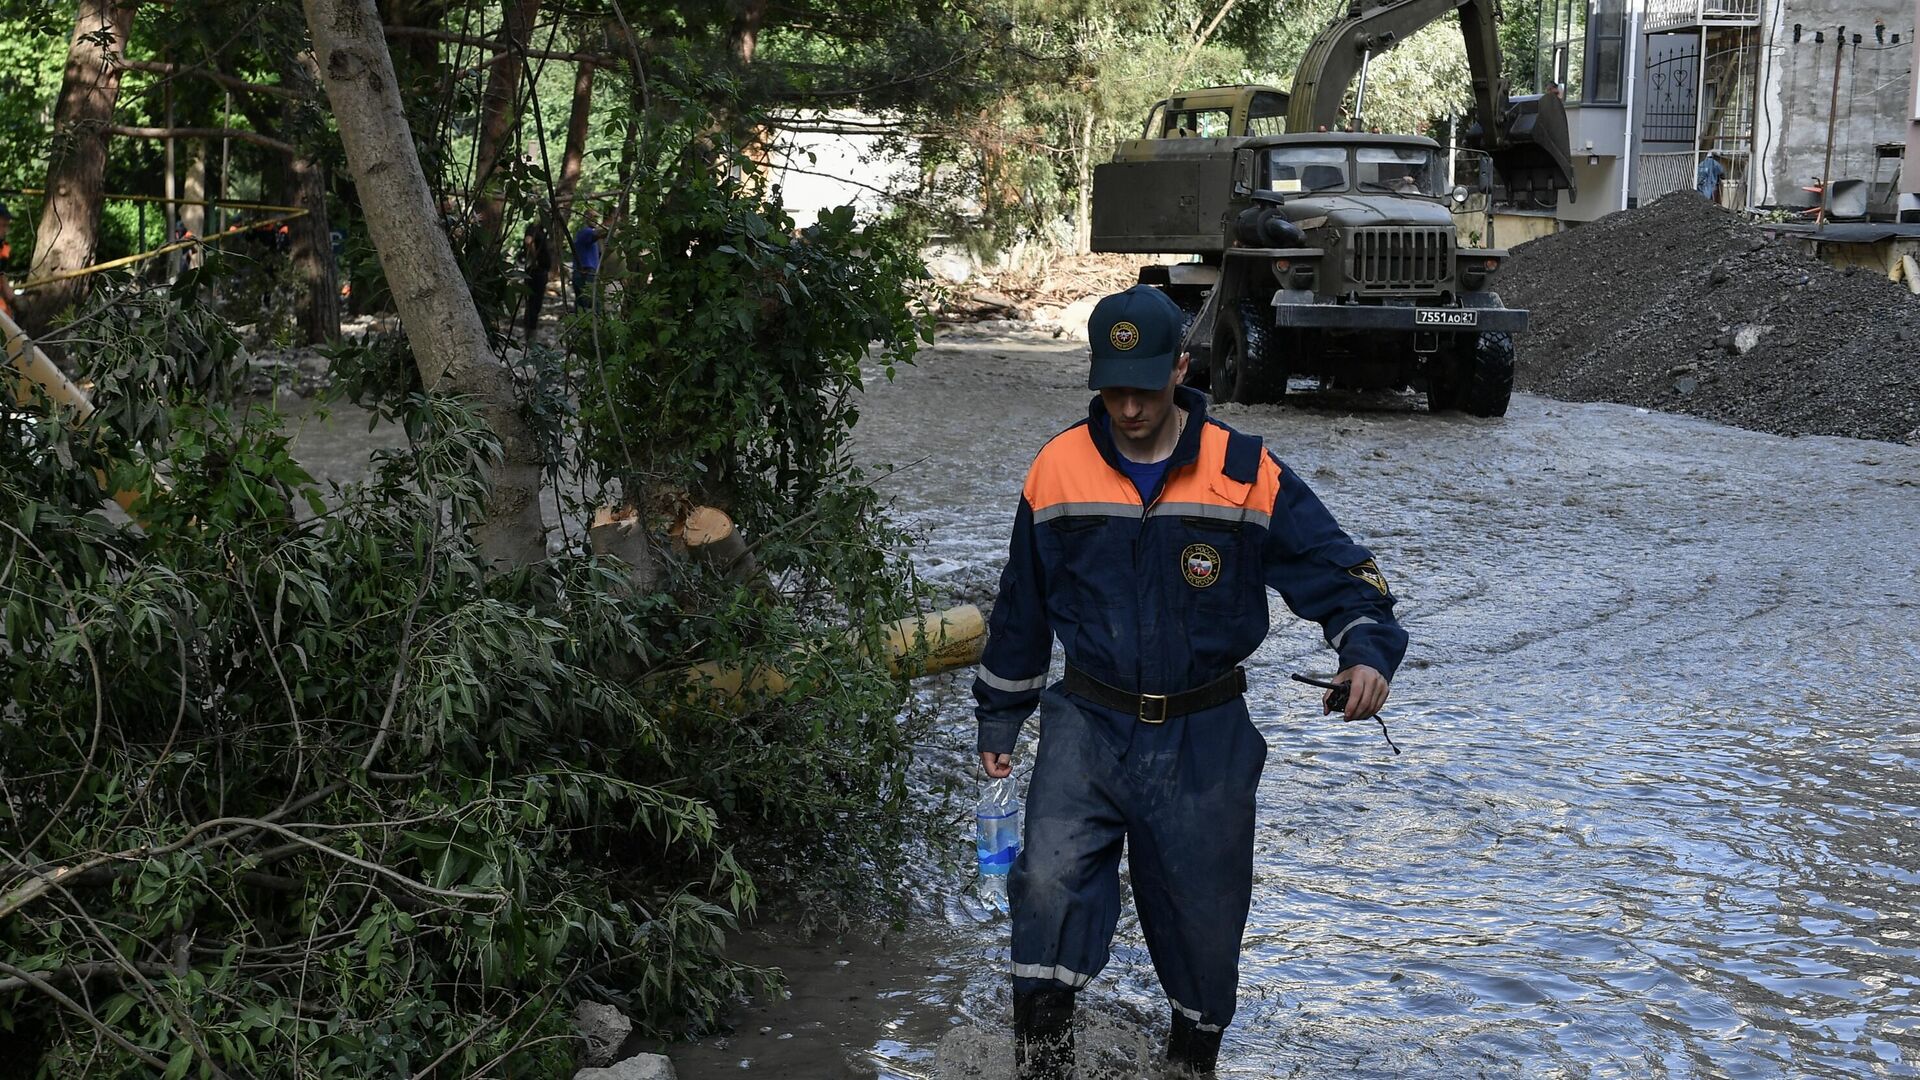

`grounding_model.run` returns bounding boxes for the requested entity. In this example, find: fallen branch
[123,60,302,101]
[0,961,171,1070]
[104,124,294,155]
[380,24,619,66]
